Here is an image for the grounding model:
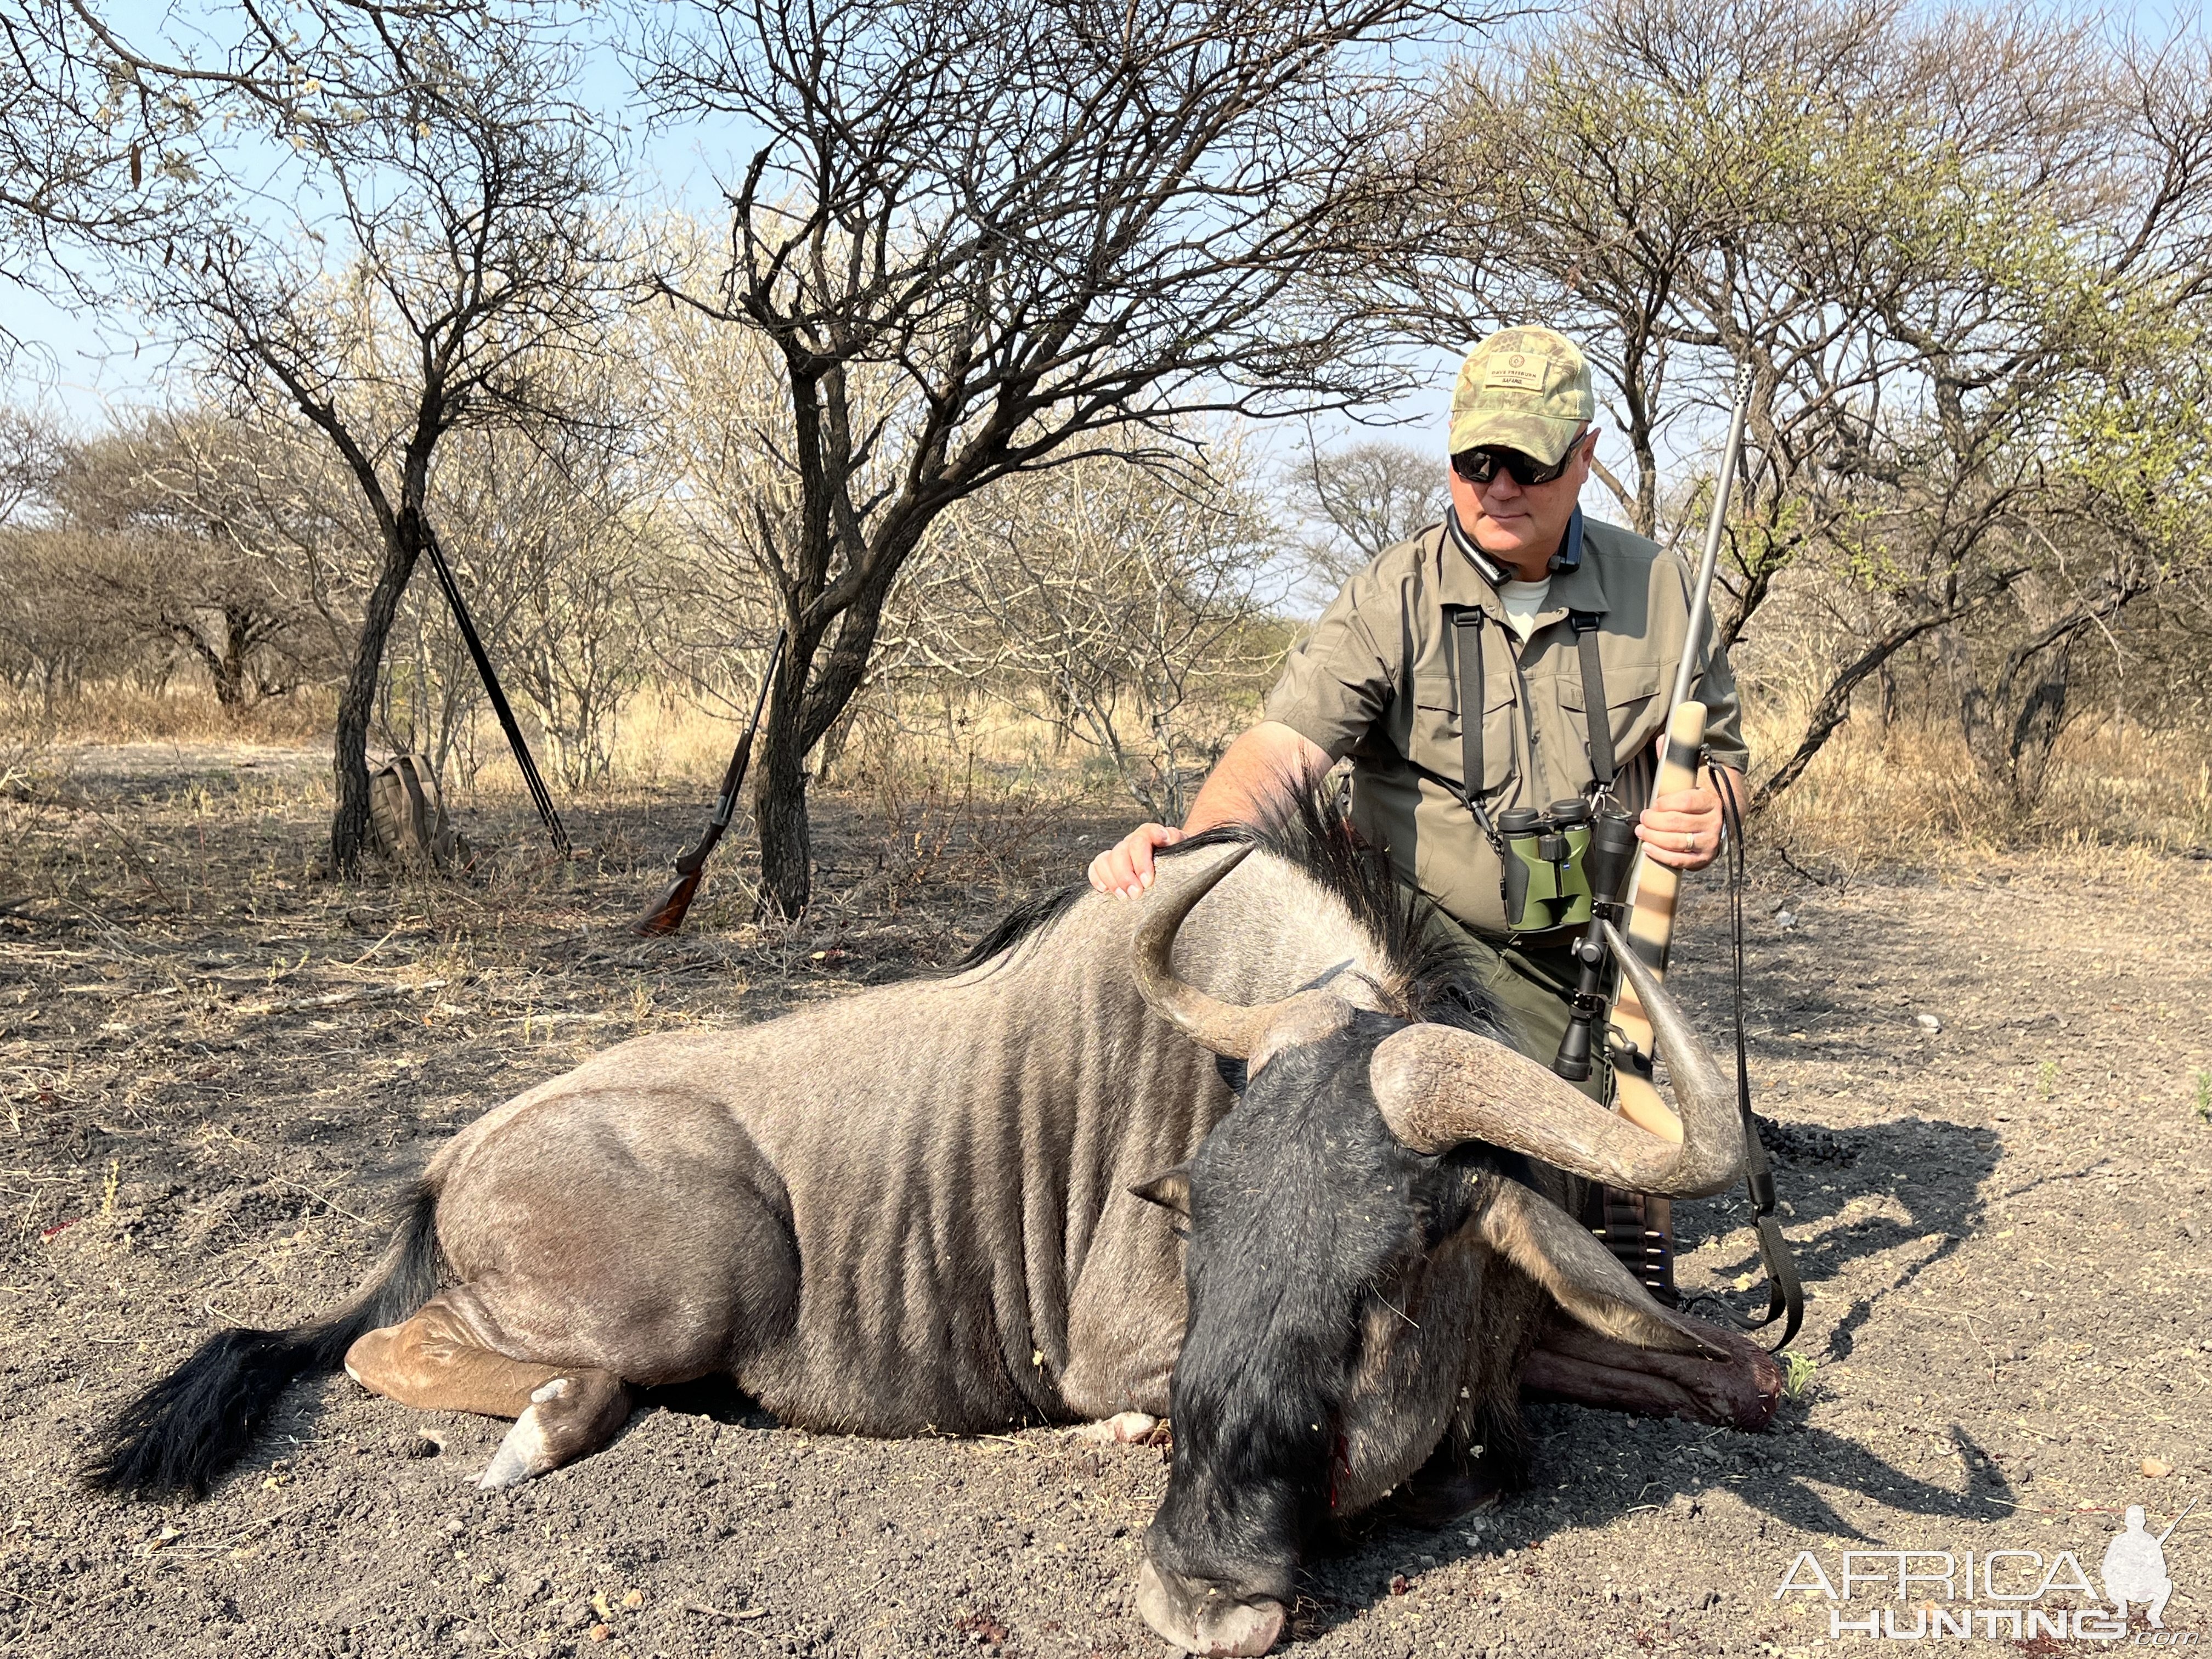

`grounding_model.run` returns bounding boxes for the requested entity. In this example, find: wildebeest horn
[1131,844,1348,1063]
[1365,923,1742,1198]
